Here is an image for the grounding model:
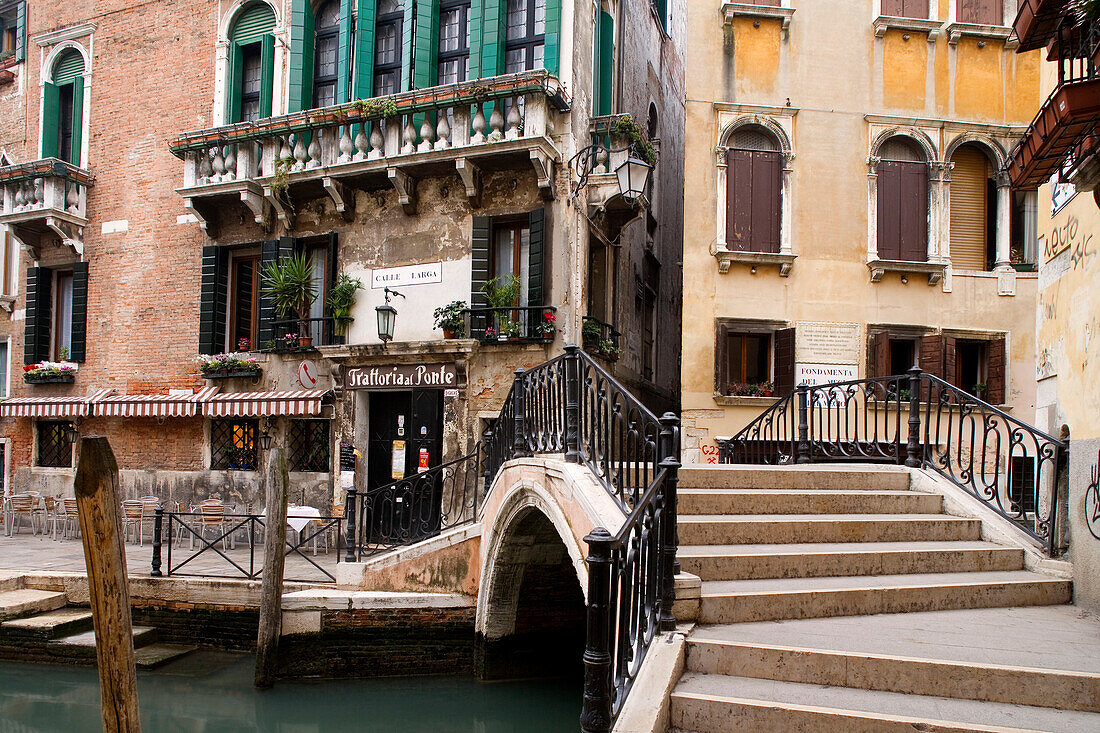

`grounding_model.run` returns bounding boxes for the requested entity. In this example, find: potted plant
[279,332,300,351]
[535,311,556,340]
[581,319,602,350]
[482,274,521,323]
[23,361,77,384]
[758,382,775,397]
[502,318,523,341]
[261,253,318,347]
[196,353,261,379]
[972,383,988,400]
[433,300,468,338]
[599,339,621,362]
[327,273,363,339]
[237,337,251,352]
